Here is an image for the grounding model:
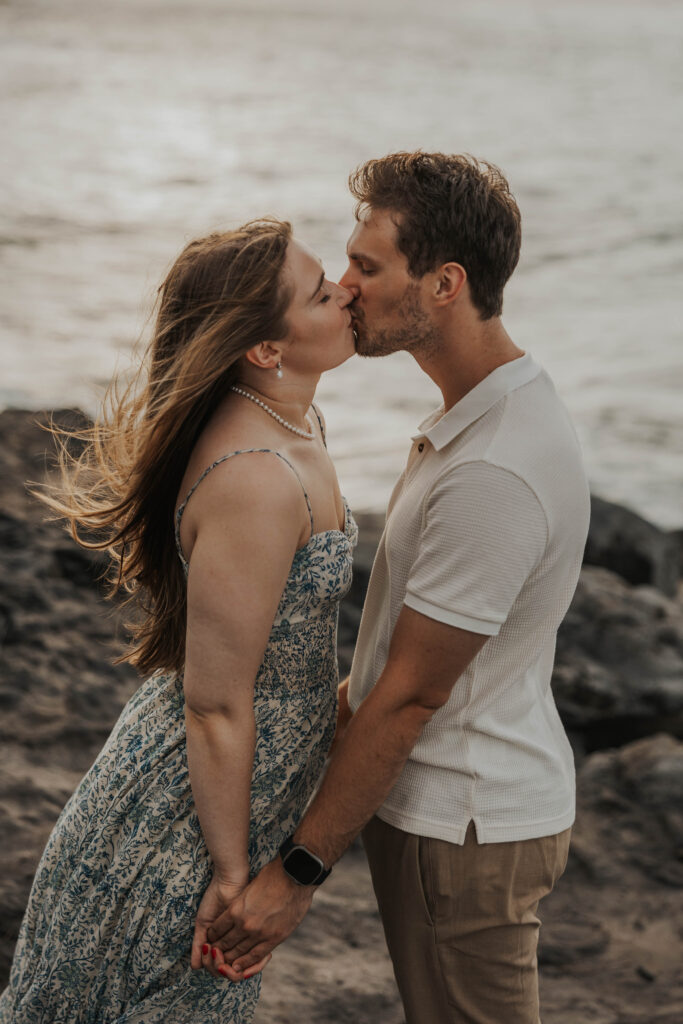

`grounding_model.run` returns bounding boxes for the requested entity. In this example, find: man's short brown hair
[349,151,521,320]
